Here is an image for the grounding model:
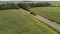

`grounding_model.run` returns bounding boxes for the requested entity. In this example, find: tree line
[17,3,30,11]
[29,2,51,7]
[0,2,51,10]
[17,2,51,11]
[0,3,18,10]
